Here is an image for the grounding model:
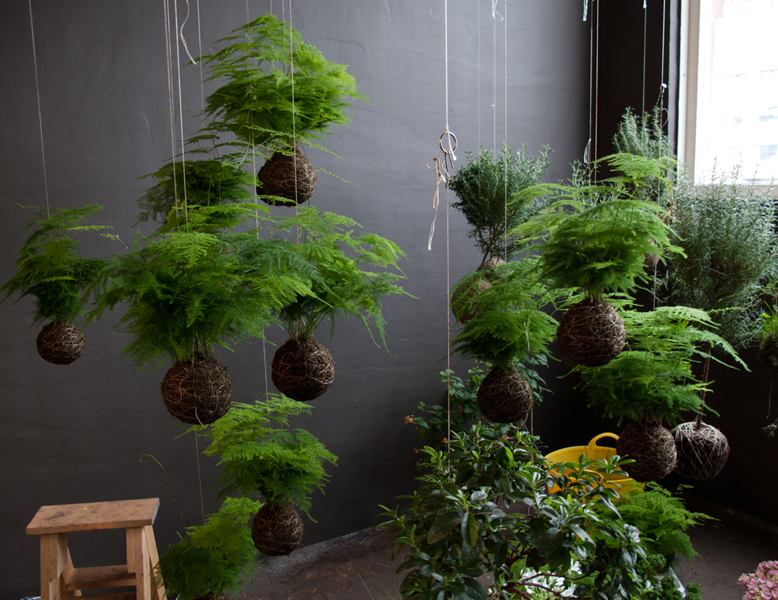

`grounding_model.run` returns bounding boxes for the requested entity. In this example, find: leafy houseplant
[0,205,107,364]
[515,153,681,368]
[451,259,561,424]
[200,394,337,556]
[381,424,651,600]
[269,206,407,402]
[156,496,260,600]
[90,204,316,423]
[199,14,367,206]
[579,306,743,482]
